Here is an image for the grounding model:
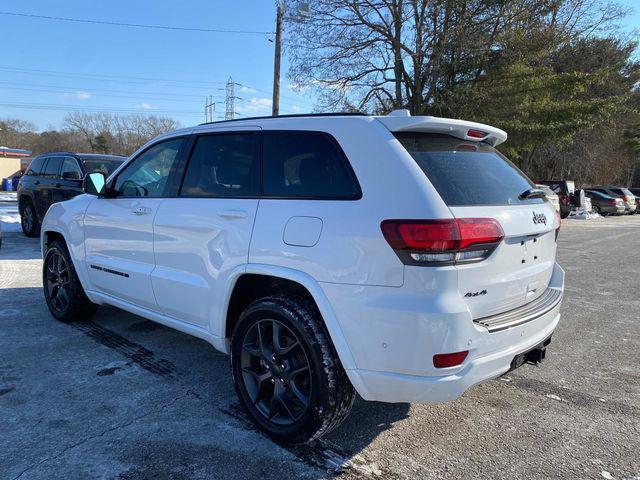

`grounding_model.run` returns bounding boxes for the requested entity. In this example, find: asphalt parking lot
[1,212,639,480]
